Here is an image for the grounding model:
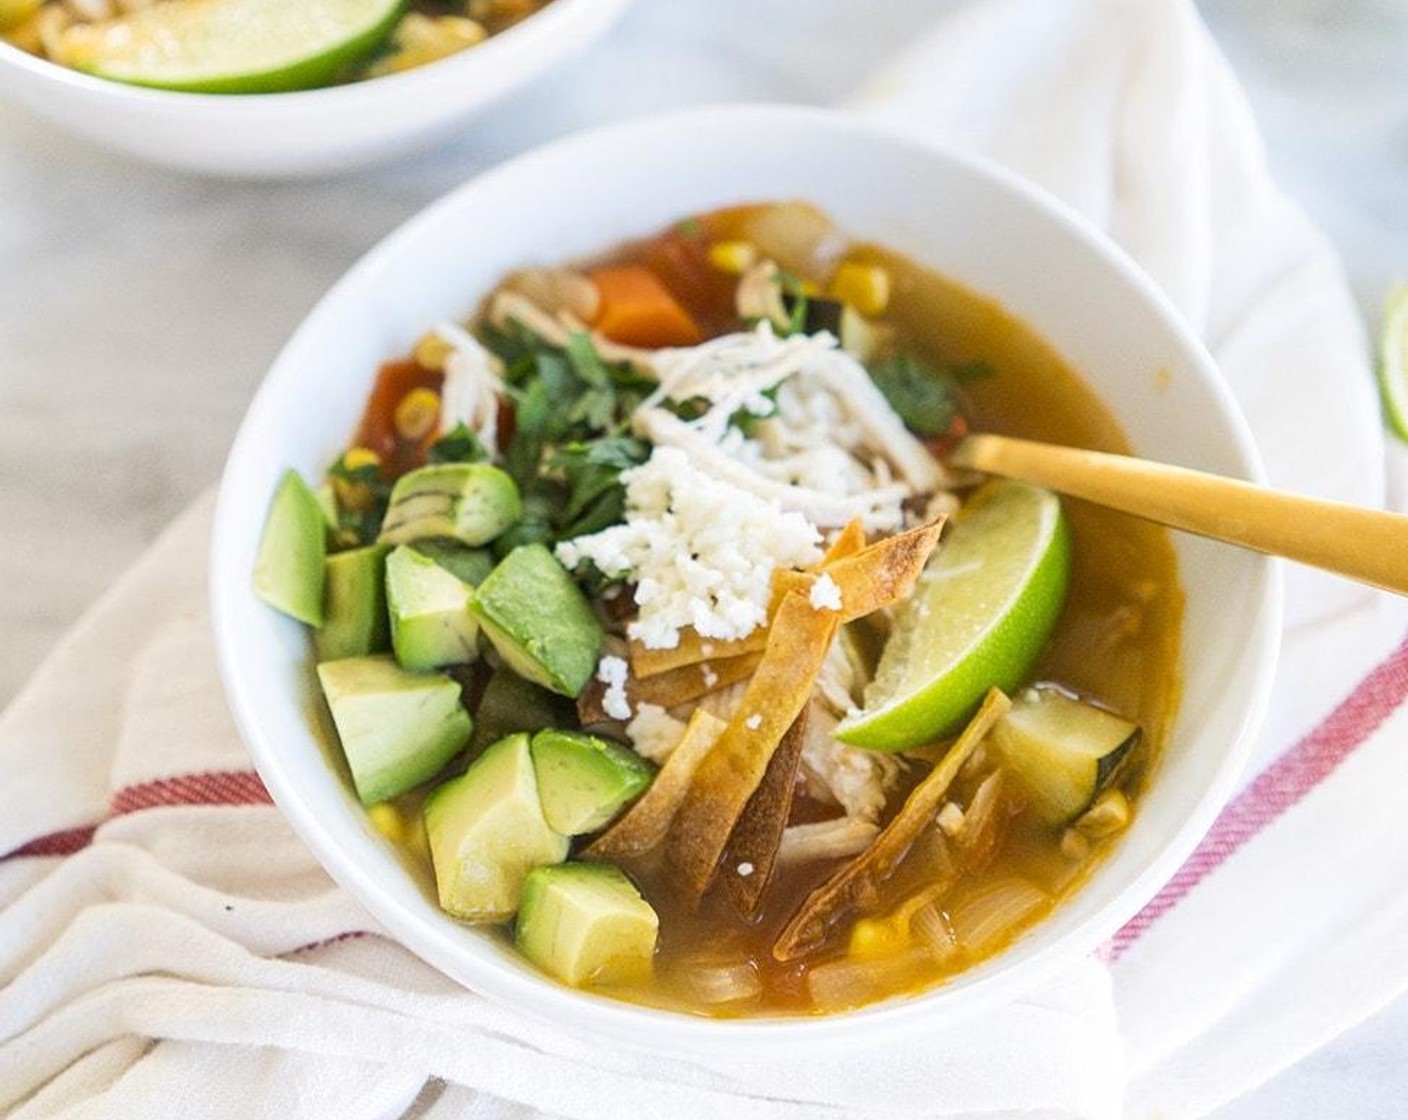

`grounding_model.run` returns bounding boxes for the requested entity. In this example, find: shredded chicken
[778,818,881,866]
[489,290,656,368]
[734,260,791,330]
[688,681,749,723]
[633,407,910,531]
[798,701,902,824]
[435,322,505,456]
